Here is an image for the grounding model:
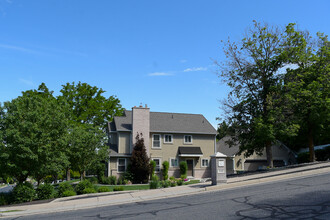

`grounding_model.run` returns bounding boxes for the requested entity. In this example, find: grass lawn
[183,180,200,185]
